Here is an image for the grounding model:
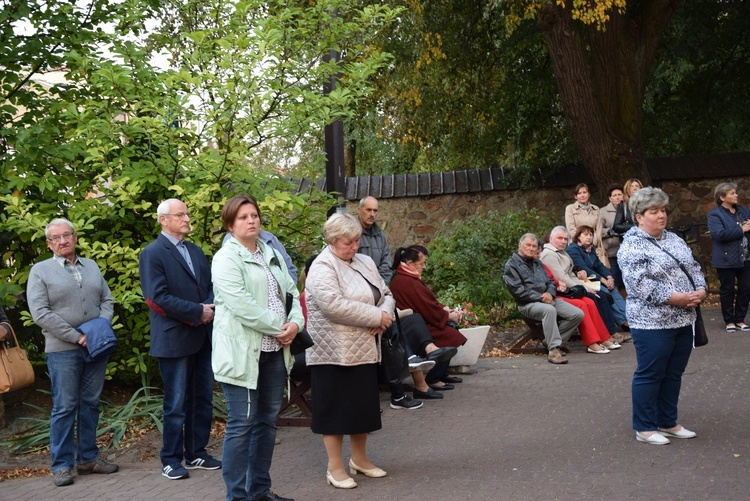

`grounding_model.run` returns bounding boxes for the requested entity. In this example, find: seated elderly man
[503,233,584,364]
[541,226,628,343]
